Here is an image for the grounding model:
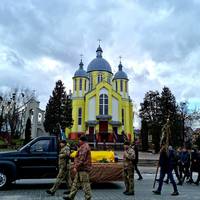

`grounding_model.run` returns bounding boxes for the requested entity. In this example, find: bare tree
[0,87,36,141]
